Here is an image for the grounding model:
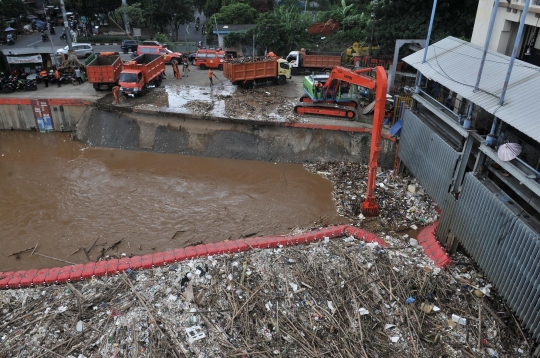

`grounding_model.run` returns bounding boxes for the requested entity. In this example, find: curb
[417,221,453,268]
[90,43,119,46]
[0,225,387,290]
